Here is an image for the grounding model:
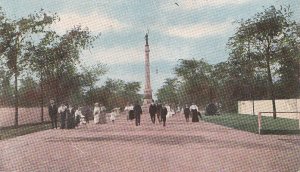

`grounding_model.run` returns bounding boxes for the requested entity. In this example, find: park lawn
[202,113,300,135]
[0,122,53,140]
